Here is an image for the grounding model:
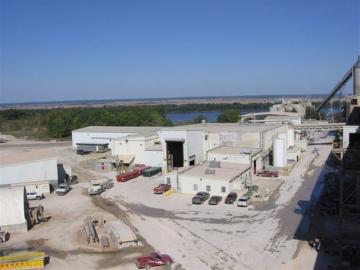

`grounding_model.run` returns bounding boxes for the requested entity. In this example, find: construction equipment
[28,205,45,226]
[0,252,47,270]
[0,230,7,243]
